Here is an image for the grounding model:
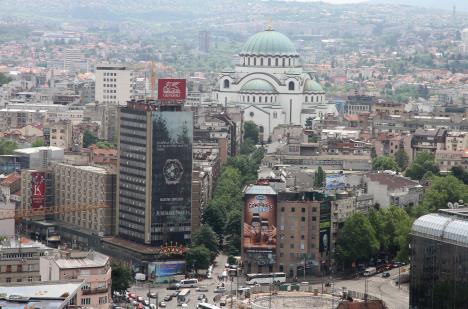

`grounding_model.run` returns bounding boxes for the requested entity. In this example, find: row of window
[5,277,34,283]
[280,207,317,213]
[241,57,295,67]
